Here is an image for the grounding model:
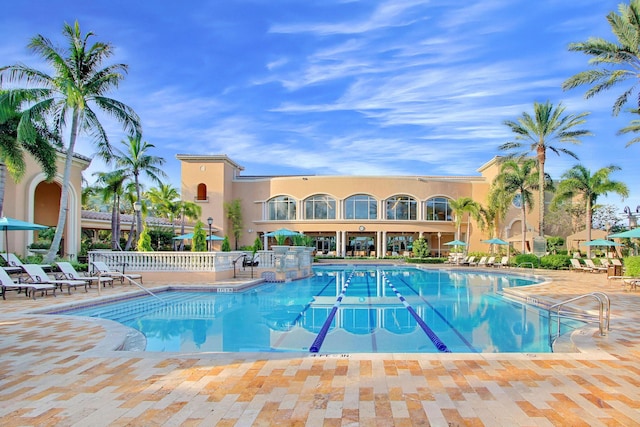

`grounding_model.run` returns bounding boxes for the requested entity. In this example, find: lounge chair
[242,255,259,268]
[462,256,476,266]
[91,261,143,284]
[570,259,591,272]
[493,256,509,268]
[485,256,495,267]
[0,266,56,300]
[473,257,487,267]
[1,253,51,272]
[584,259,607,273]
[55,262,114,288]
[610,258,623,267]
[22,264,88,294]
